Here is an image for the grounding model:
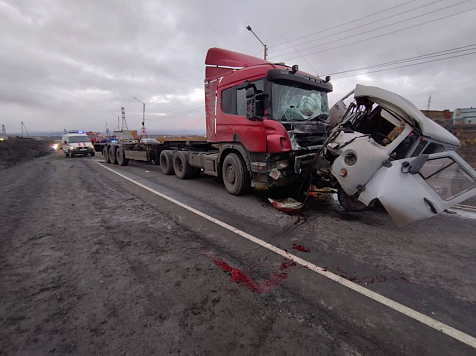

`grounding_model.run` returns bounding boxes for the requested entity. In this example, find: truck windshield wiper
[309,114,329,122]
